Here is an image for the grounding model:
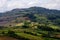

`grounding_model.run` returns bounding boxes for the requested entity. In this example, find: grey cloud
[0,0,60,12]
